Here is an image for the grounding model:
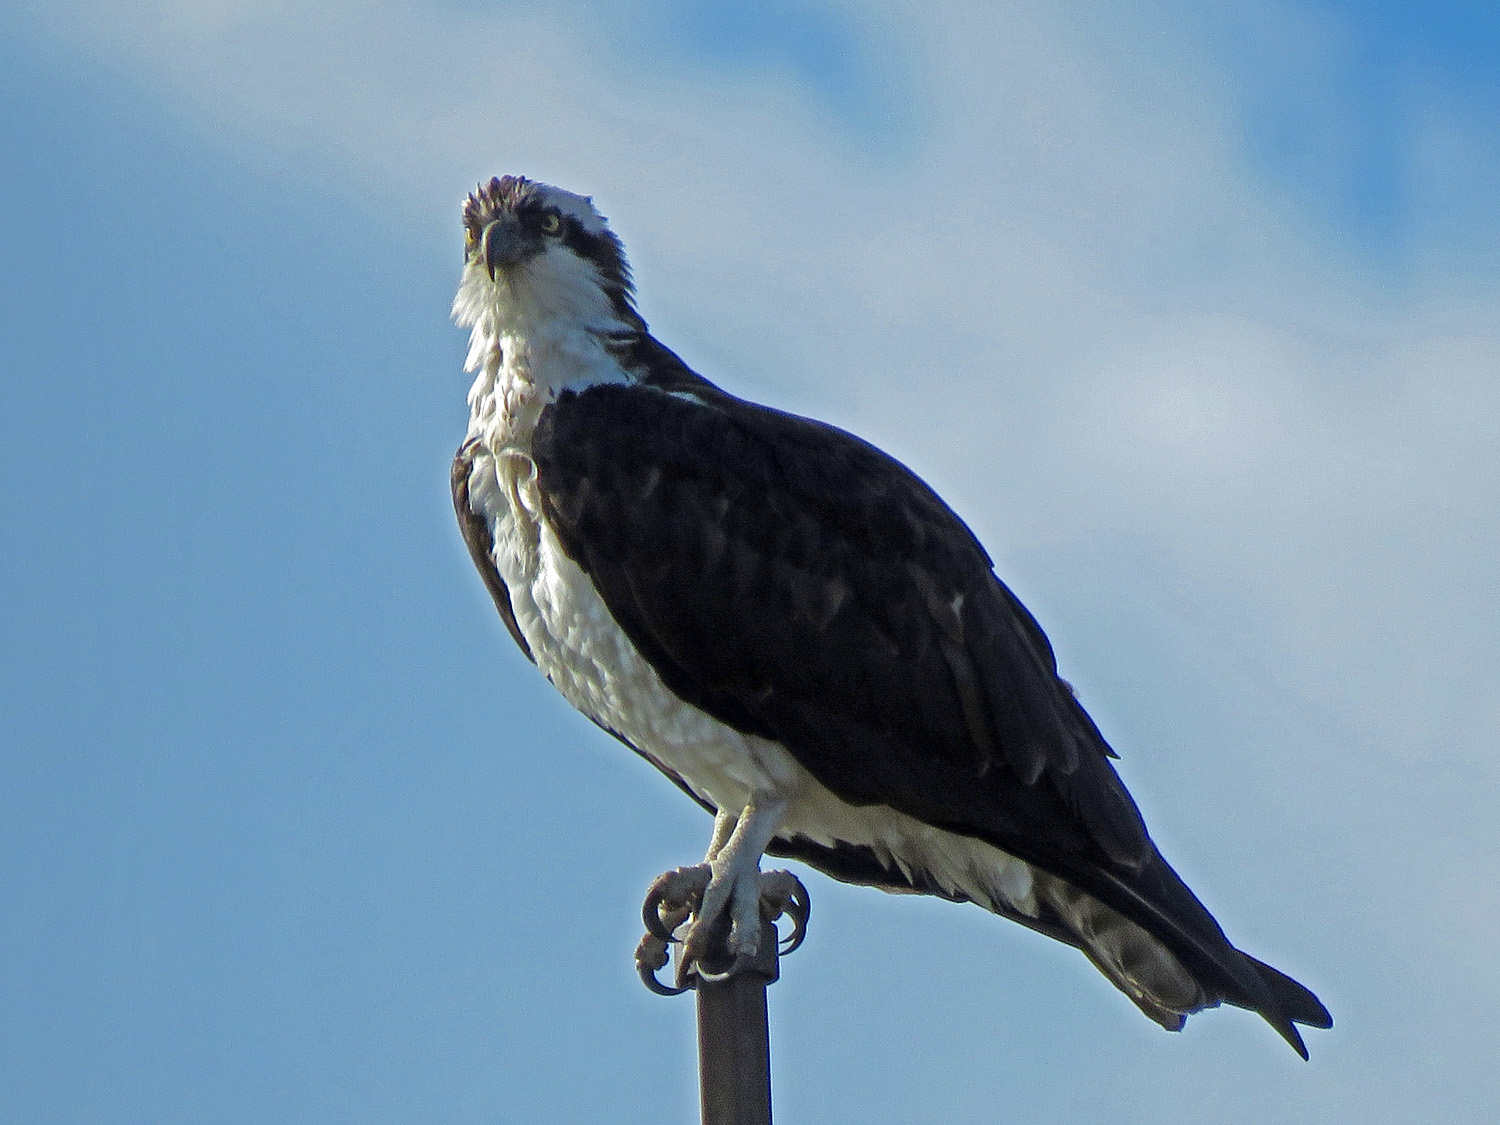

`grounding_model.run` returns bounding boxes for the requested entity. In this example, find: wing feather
[452,440,534,664]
